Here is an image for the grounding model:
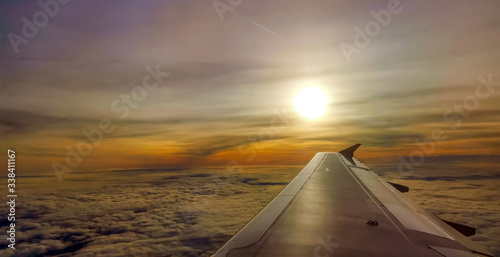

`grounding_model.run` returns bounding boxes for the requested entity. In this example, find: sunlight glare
[294,87,328,118]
